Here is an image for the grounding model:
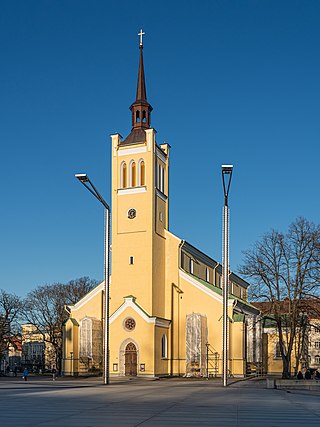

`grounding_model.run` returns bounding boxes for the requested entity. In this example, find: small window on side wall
[161,334,167,358]
[190,259,194,274]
